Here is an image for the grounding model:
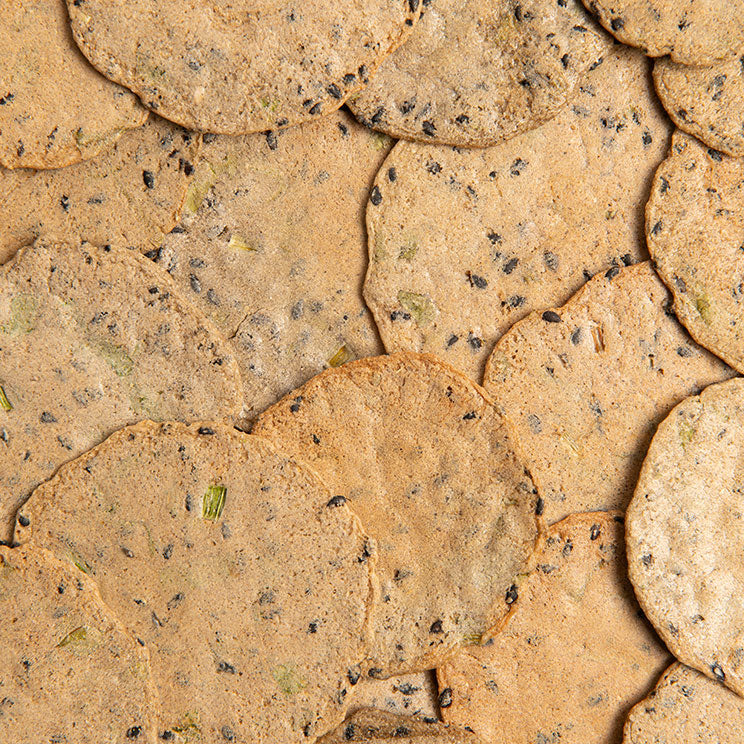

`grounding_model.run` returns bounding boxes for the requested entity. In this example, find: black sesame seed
[60,195,70,212]
[422,120,436,137]
[394,727,411,737]
[429,619,443,634]
[221,727,235,741]
[387,167,397,182]
[463,411,477,420]
[326,83,342,99]
[542,310,561,323]
[290,396,303,413]
[265,131,278,150]
[326,495,347,508]
[439,688,453,708]
[610,17,624,30]
[40,411,57,423]
[217,661,236,673]
[126,727,142,739]
[368,668,384,679]
[197,427,215,435]
[605,266,620,280]
[347,667,361,685]
[18,515,30,527]
[535,496,544,516]
[370,185,382,205]
[590,524,601,540]
[712,662,726,680]
[505,584,518,604]
[142,171,155,189]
